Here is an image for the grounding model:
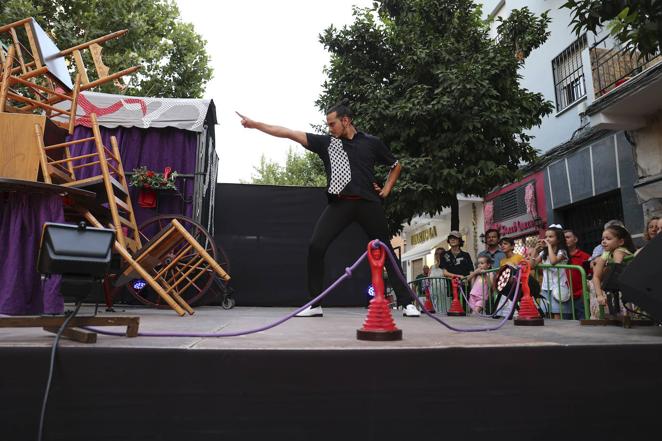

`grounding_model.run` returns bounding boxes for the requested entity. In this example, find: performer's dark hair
[326,98,354,119]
